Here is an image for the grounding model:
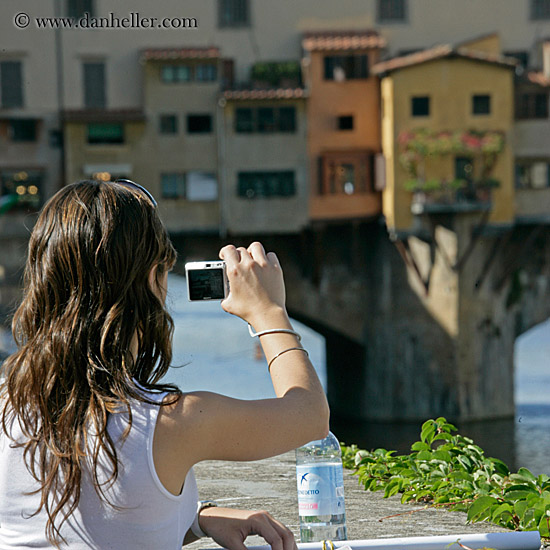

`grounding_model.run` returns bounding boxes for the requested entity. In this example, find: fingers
[249,511,297,550]
[220,244,241,266]
[267,251,281,269]
[248,241,268,265]
[220,242,273,267]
